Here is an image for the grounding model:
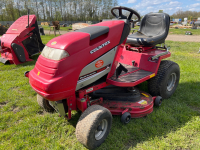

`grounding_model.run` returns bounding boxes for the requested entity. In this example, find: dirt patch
[124,139,137,149]
[37,110,44,115]
[37,110,49,115]
[190,106,200,114]
[12,87,23,94]
[10,105,21,113]
[0,101,8,109]
[13,107,20,113]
